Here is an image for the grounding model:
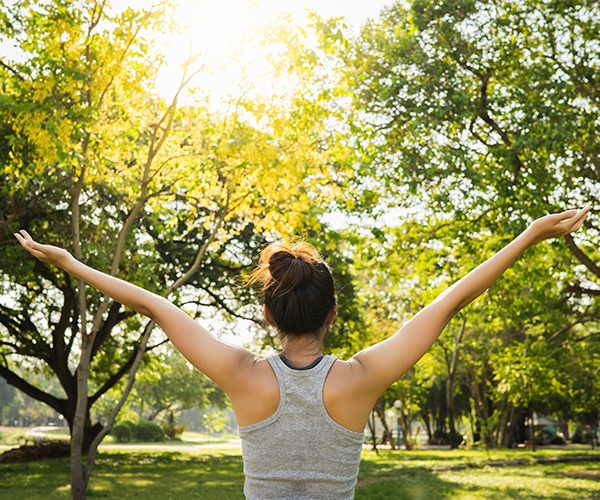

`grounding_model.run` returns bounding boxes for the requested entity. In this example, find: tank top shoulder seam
[238,356,287,433]
[318,358,366,439]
